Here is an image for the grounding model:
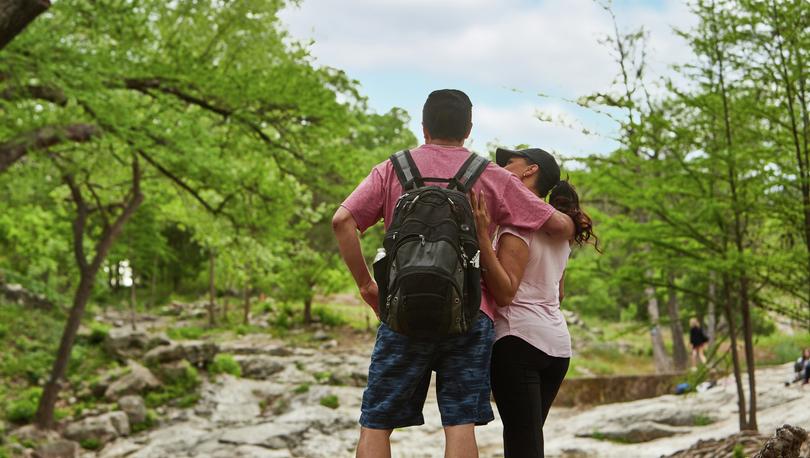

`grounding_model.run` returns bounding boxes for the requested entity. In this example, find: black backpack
[373,149,489,338]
